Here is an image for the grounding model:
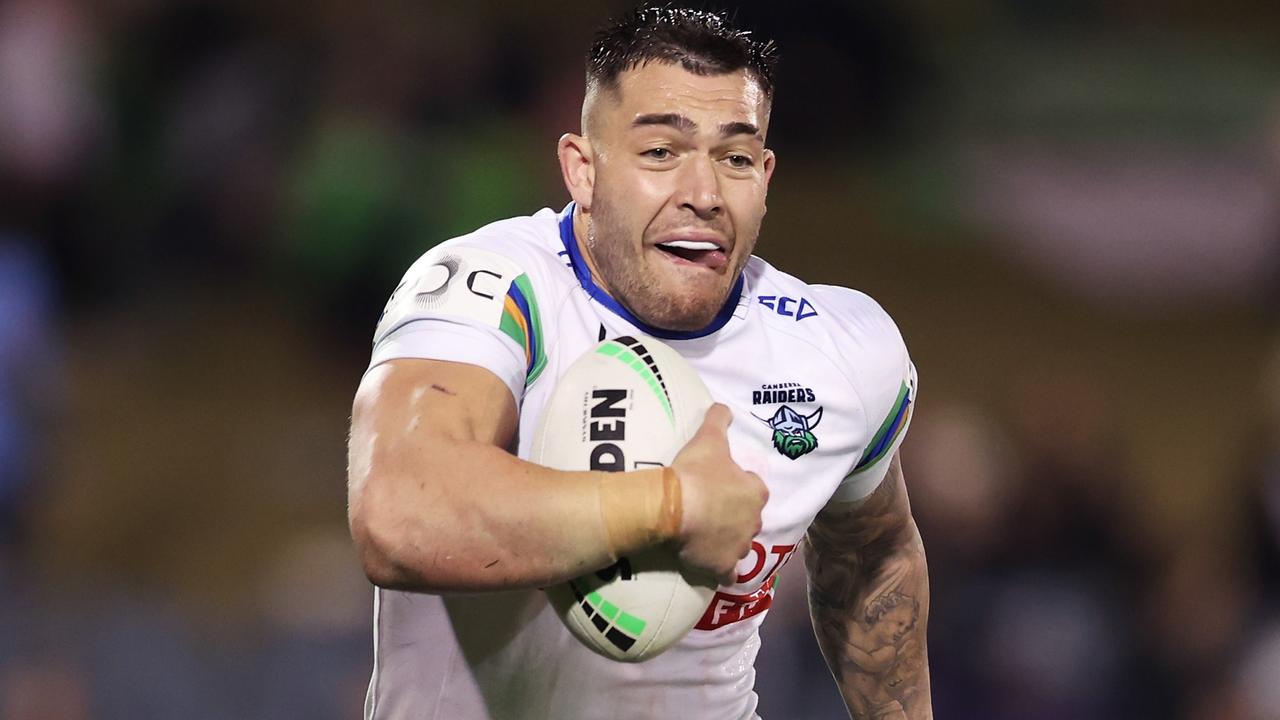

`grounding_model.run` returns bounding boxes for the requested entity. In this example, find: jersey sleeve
[368,243,548,404]
[827,293,918,504]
